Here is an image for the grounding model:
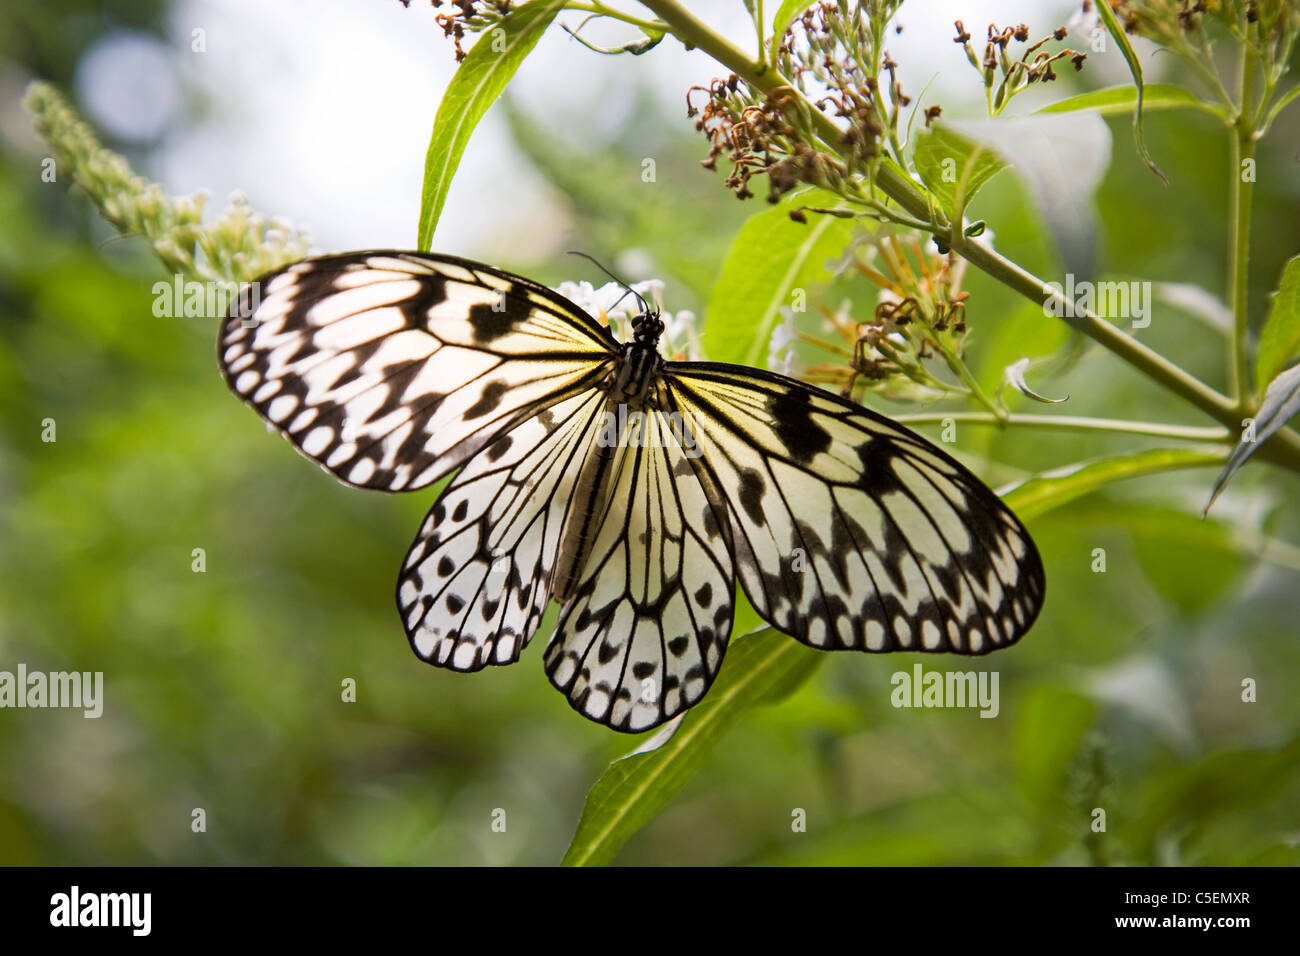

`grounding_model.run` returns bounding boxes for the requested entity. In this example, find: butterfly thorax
[609,311,665,409]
